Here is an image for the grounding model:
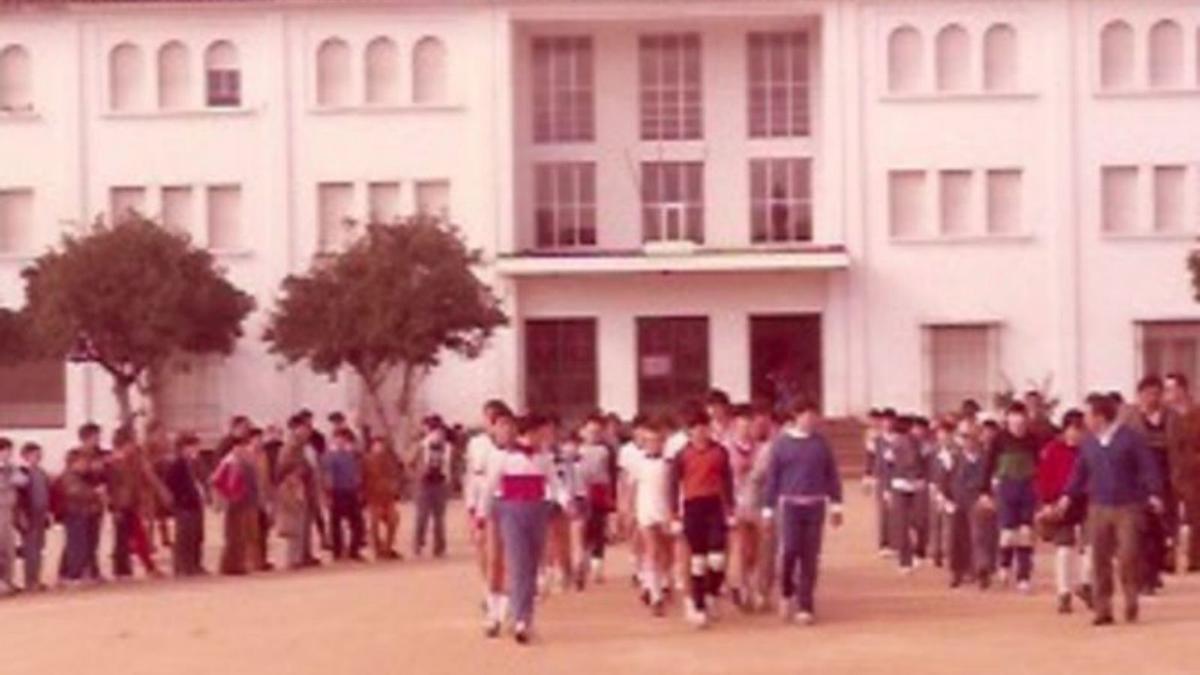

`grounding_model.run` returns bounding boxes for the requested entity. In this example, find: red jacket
[1035,438,1078,503]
